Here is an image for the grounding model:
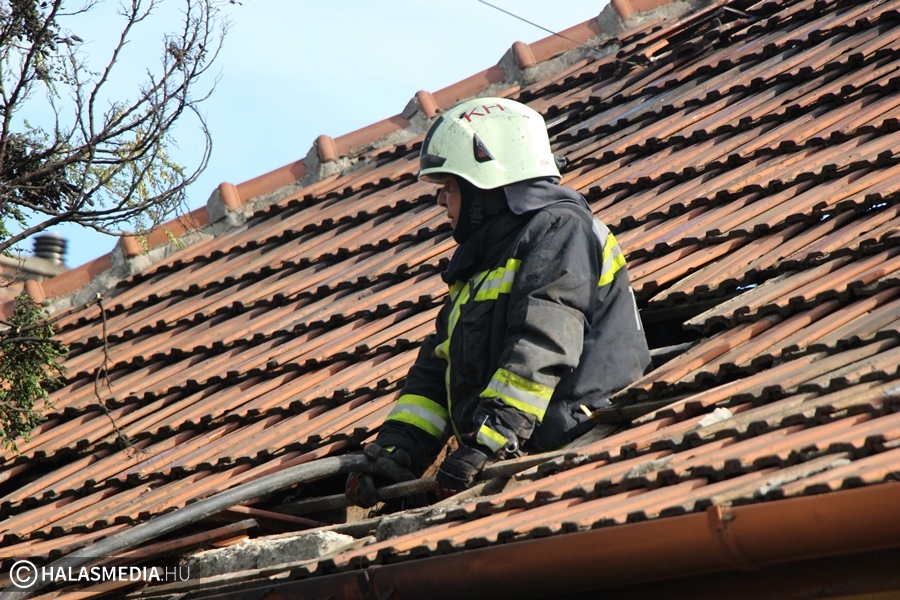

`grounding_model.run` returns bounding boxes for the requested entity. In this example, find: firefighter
[346,97,652,507]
